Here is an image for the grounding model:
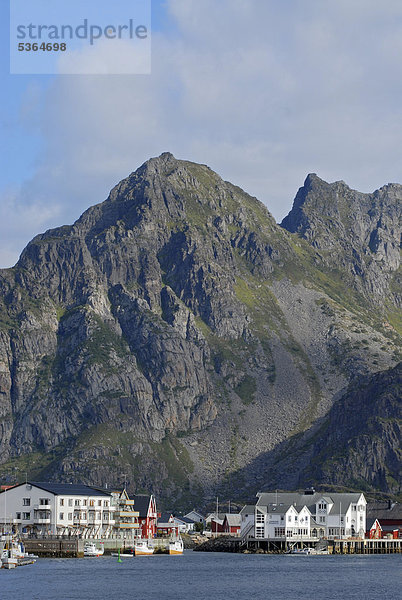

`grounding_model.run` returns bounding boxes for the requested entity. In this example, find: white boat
[134,539,154,556]
[83,542,104,557]
[1,537,36,568]
[289,547,313,555]
[111,549,134,558]
[169,536,183,555]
